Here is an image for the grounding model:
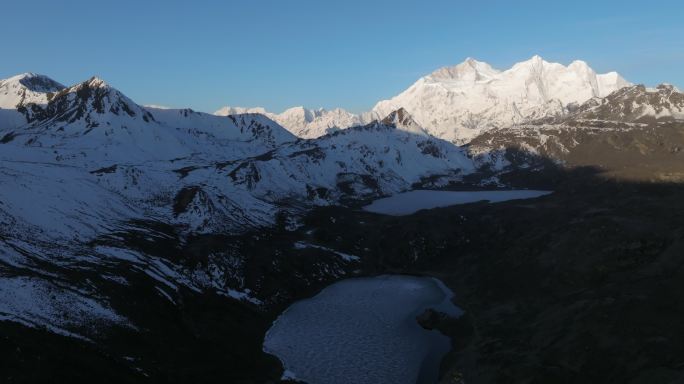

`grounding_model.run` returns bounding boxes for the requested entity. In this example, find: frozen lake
[363,189,552,216]
[263,275,461,384]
